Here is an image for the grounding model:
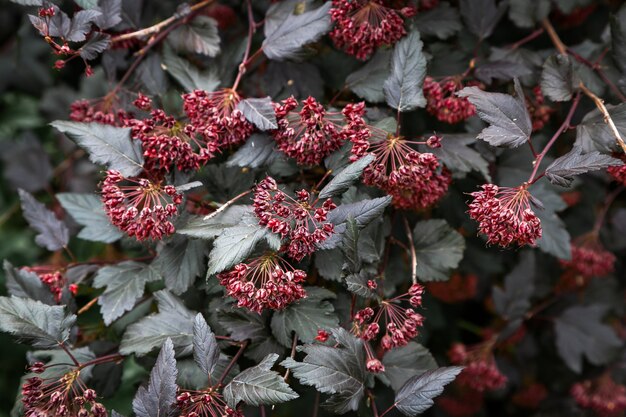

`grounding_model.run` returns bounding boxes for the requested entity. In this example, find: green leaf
[346,50,390,103]
[178,205,253,240]
[282,328,366,414]
[319,155,374,199]
[192,313,221,377]
[153,236,208,295]
[383,31,427,112]
[57,192,123,243]
[162,46,220,92]
[4,260,55,305]
[459,0,505,39]
[555,305,622,373]
[262,2,332,61]
[74,0,99,9]
[381,342,438,391]
[51,121,144,177]
[271,287,339,346]
[432,134,491,181]
[508,0,551,28]
[540,54,578,102]
[93,261,161,325]
[207,223,281,275]
[18,189,69,252]
[169,16,220,56]
[535,210,571,260]
[120,290,196,356]
[574,103,626,153]
[133,338,178,417]
[393,367,463,416]
[237,97,278,130]
[457,79,532,148]
[414,2,461,39]
[0,296,76,349]
[223,353,298,408]
[412,220,465,281]
[226,134,280,169]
